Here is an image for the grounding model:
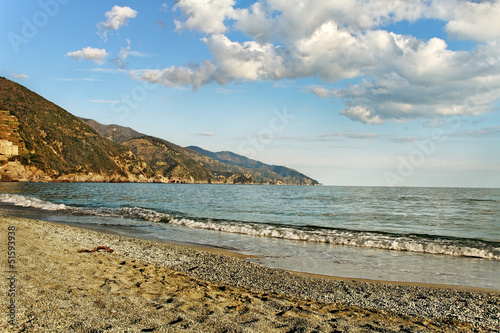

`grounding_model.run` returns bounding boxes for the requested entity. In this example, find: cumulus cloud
[174,0,235,34]
[293,21,378,81]
[97,5,138,41]
[66,47,108,65]
[334,35,500,122]
[139,0,500,123]
[232,0,433,42]
[203,34,288,82]
[444,1,500,42]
